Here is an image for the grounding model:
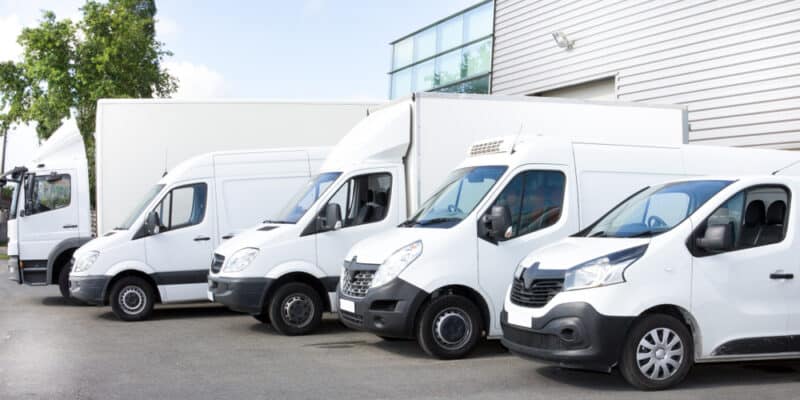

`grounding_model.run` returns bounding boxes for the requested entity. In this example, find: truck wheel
[619,314,693,390]
[109,276,156,322]
[267,282,323,336]
[417,294,482,359]
[57,263,72,299]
